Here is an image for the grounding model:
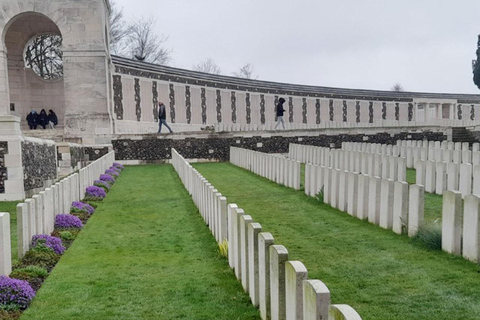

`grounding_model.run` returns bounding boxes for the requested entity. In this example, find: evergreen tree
[474,35,480,89]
